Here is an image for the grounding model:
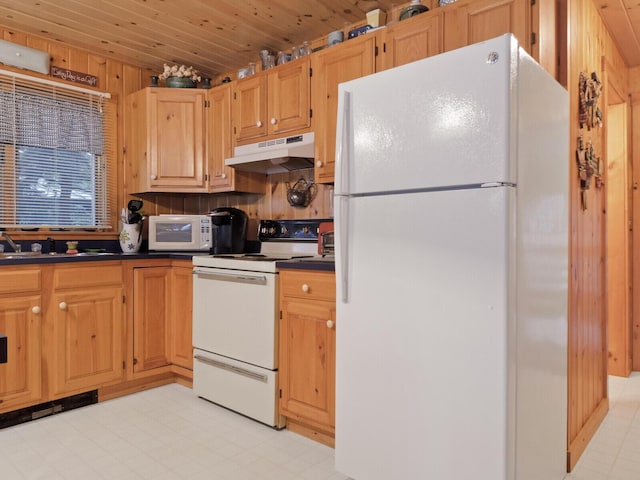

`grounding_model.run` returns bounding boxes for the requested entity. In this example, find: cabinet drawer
[53,264,122,289]
[280,270,335,301]
[0,268,41,294]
